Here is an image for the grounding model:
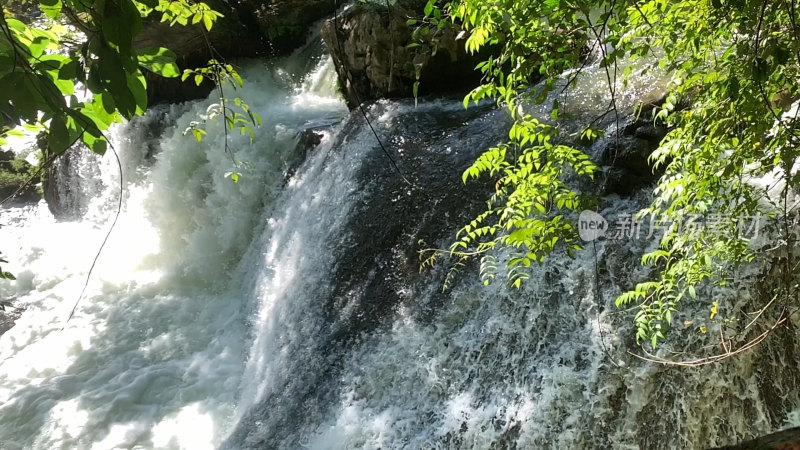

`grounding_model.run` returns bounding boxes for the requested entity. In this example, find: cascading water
[1,34,800,450]
[220,68,800,448]
[0,38,347,449]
